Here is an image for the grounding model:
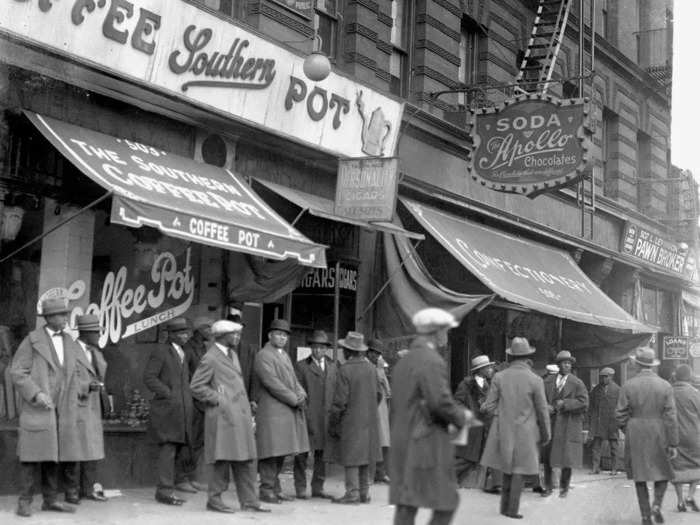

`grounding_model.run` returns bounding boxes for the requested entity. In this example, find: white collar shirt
[46,327,65,366]
[314,357,325,372]
[215,342,229,357]
[171,342,185,364]
[475,375,486,389]
[77,340,93,365]
[556,373,568,390]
